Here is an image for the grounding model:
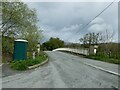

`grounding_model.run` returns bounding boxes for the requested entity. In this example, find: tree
[42,37,64,51]
[79,32,100,48]
[1,2,39,37]
[20,26,42,52]
[97,29,115,57]
[1,1,42,59]
[0,0,42,61]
